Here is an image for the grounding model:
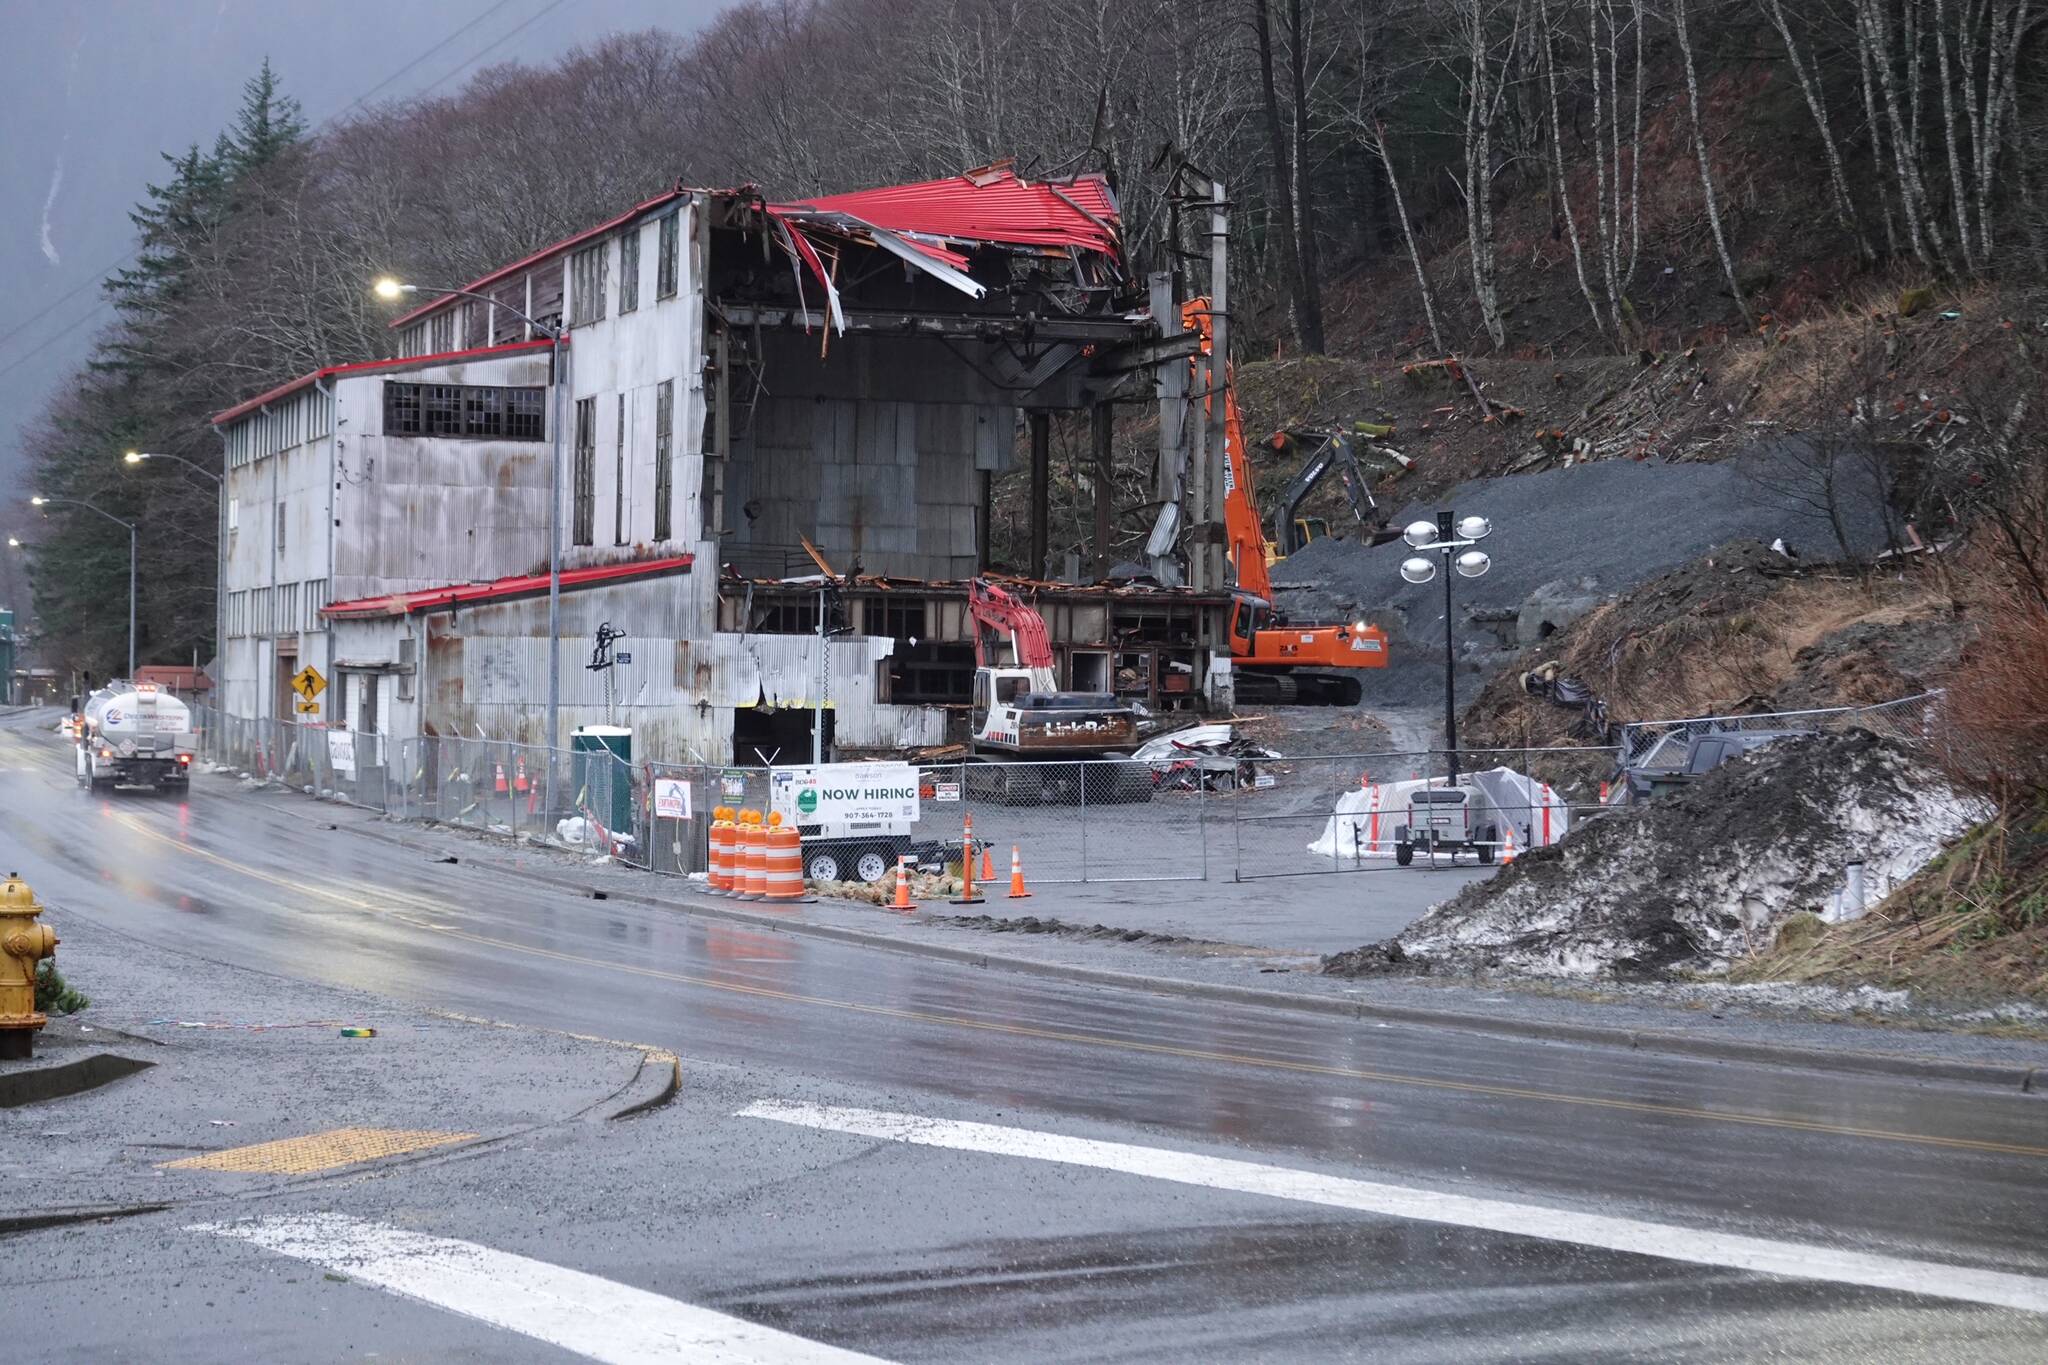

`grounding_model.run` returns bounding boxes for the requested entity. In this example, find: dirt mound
[1321,732,1988,983]
[1462,543,1968,747]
